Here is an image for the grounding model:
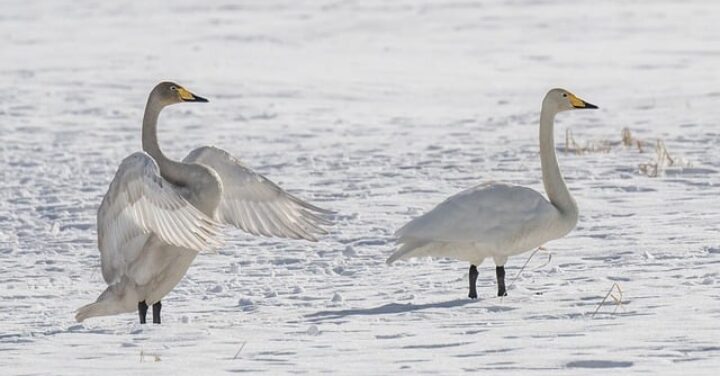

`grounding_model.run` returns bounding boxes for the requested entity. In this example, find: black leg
[138,301,148,324]
[496,266,508,297]
[468,264,479,299]
[152,301,162,324]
